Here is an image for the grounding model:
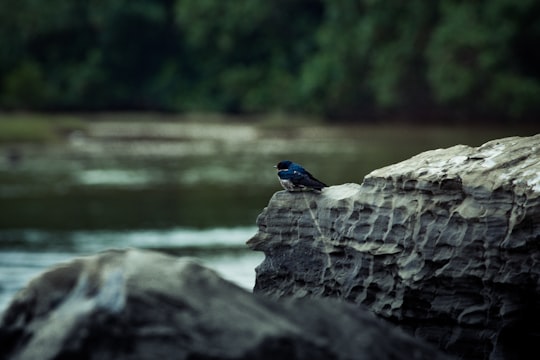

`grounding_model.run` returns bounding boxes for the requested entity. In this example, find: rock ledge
[248,134,540,359]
